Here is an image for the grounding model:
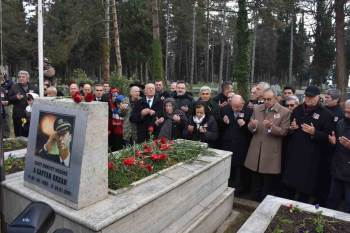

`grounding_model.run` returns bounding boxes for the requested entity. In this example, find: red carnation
[159,144,170,151]
[146,164,153,172]
[85,93,94,102]
[169,140,174,145]
[108,162,114,170]
[72,91,82,103]
[158,153,168,160]
[151,154,160,161]
[160,136,167,145]
[143,147,153,154]
[135,150,142,157]
[123,157,136,166]
[148,126,154,133]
